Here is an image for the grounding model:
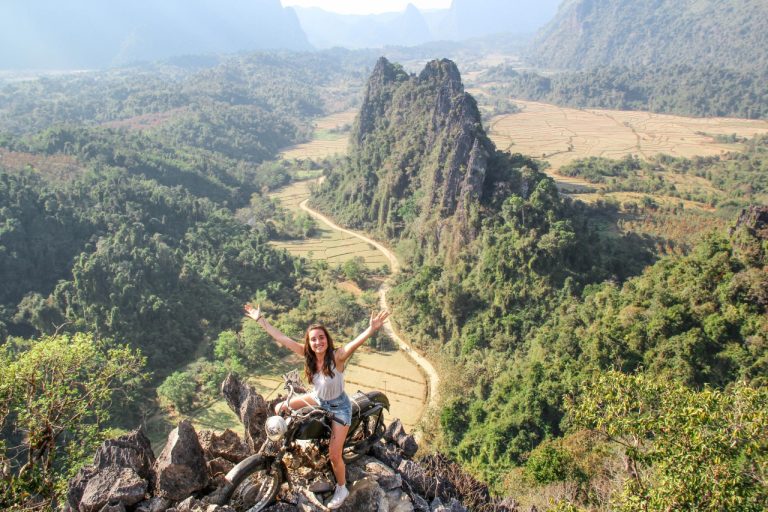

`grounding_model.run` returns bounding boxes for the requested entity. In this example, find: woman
[244,303,390,509]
